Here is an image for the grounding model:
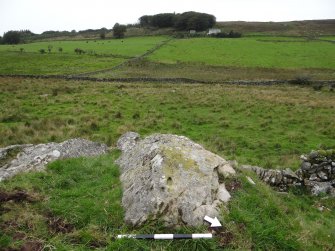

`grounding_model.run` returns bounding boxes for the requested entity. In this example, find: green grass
[0,153,217,250]
[93,59,335,81]
[216,20,335,37]
[0,77,334,250]
[1,77,334,169]
[222,172,335,250]
[0,36,167,57]
[1,151,334,250]
[319,36,335,40]
[0,36,167,75]
[254,36,308,41]
[0,36,334,79]
[148,37,335,69]
[0,52,124,75]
